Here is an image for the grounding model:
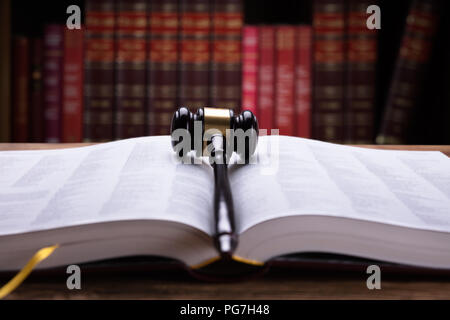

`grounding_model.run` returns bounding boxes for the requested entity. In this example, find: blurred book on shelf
[29,38,45,142]
[0,0,11,143]
[275,25,297,136]
[241,26,258,117]
[257,26,275,131]
[84,0,115,142]
[115,0,148,139]
[43,24,64,143]
[178,0,211,110]
[312,0,346,143]
[1,0,449,144]
[12,36,29,142]
[346,0,377,144]
[377,0,440,144]
[148,0,179,136]
[295,26,312,139]
[210,0,243,109]
[62,27,84,143]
